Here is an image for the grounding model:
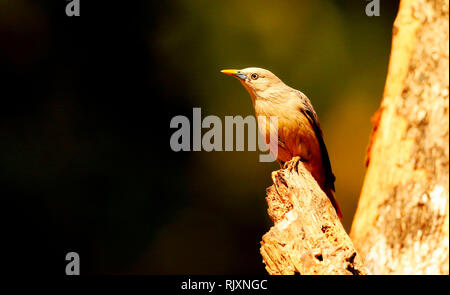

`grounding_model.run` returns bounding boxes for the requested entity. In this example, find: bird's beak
[221,69,247,80]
